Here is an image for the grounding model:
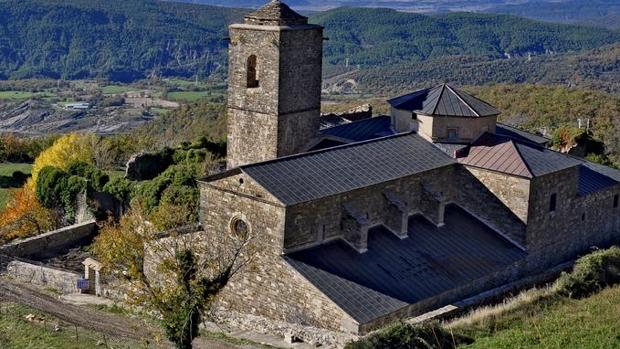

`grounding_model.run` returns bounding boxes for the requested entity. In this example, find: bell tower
[226,0,324,168]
